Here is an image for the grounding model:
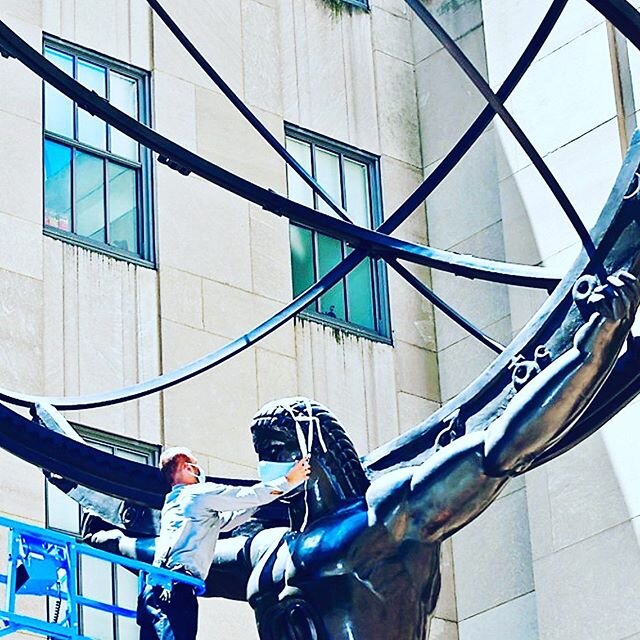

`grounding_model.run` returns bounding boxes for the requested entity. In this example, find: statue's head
[251,398,370,514]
